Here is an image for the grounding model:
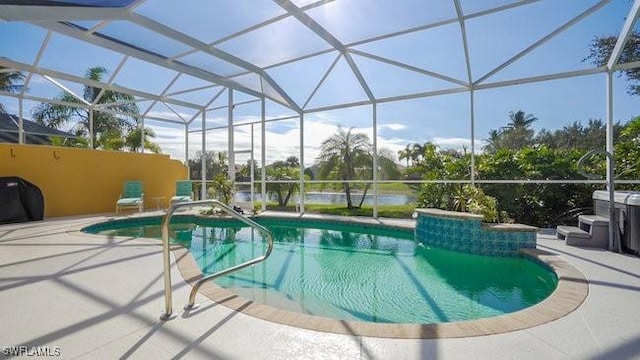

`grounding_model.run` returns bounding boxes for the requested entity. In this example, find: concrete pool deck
[1,212,639,359]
